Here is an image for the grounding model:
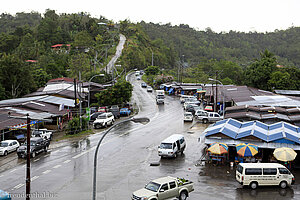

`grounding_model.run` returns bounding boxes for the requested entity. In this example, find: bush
[66,117,88,135]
